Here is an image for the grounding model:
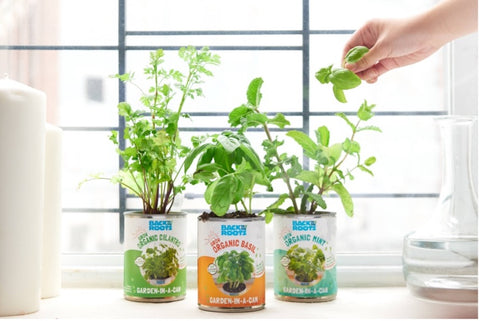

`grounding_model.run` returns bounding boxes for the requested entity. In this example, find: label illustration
[198,218,265,309]
[274,214,337,299]
[124,214,186,299]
